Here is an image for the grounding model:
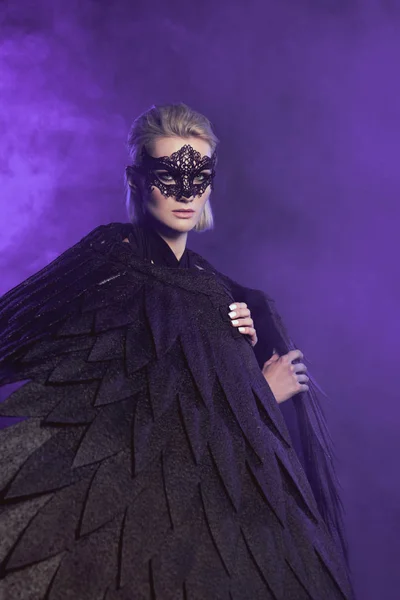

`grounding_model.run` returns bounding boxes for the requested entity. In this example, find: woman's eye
[195,172,208,183]
[156,172,175,184]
